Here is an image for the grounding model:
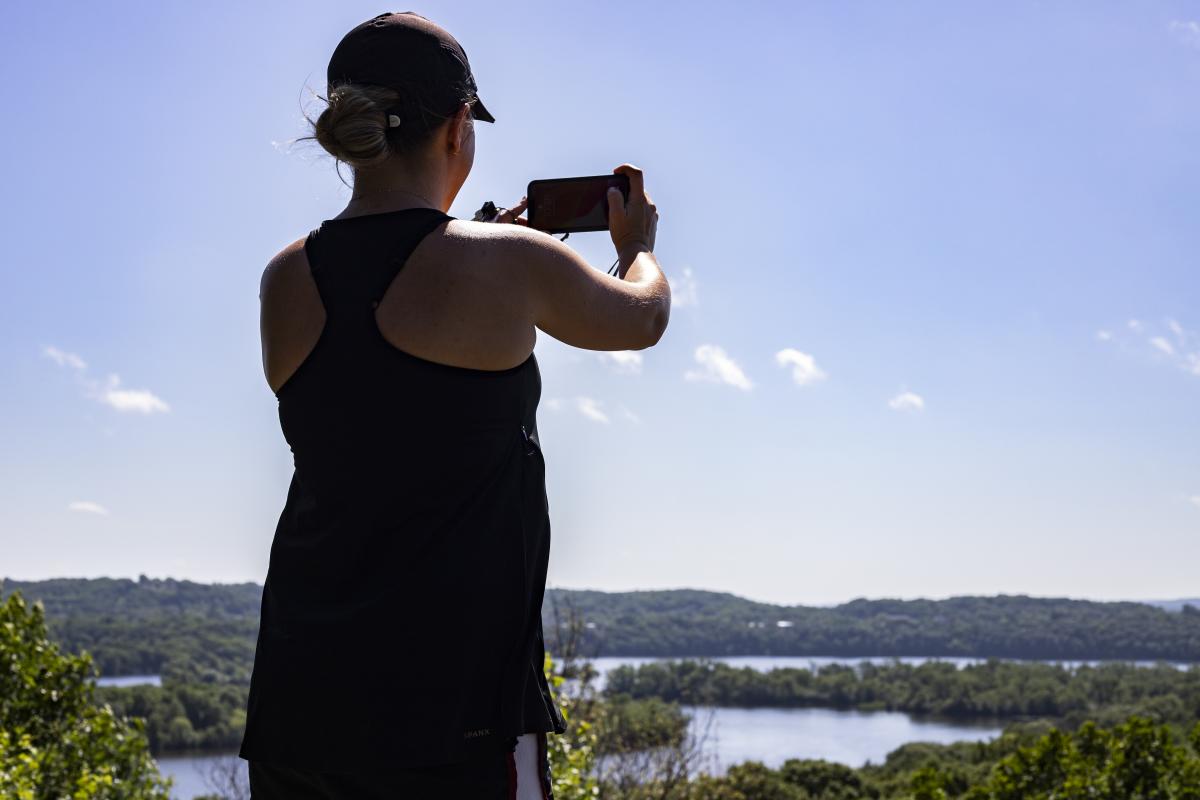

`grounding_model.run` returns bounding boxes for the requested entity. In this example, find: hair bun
[305,81,454,169]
